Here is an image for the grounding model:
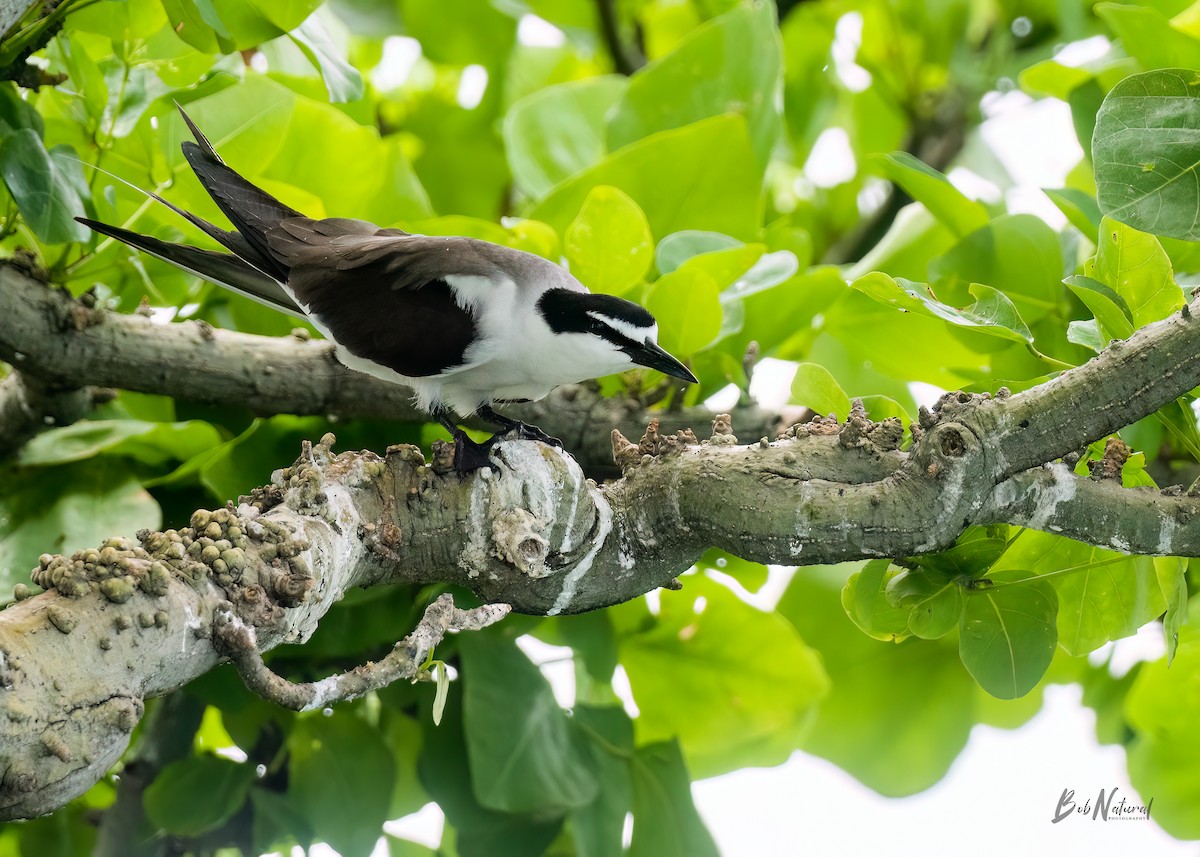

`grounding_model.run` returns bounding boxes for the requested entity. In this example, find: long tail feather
[77,217,303,318]
[177,105,302,281]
